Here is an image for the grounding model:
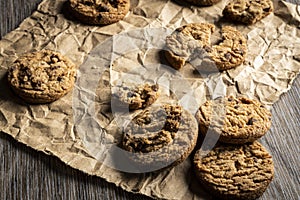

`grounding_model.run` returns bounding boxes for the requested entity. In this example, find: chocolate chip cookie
[121,104,198,171]
[223,0,273,24]
[193,141,274,200]
[195,96,271,144]
[112,83,160,110]
[8,50,77,104]
[165,23,247,72]
[183,0,222,6]
[68,0,130,25]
